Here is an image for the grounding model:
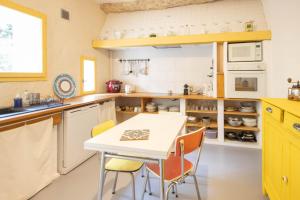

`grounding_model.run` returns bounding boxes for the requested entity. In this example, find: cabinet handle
[293,123,300,132]
[282,176,288,184]
[266,107,273,113]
